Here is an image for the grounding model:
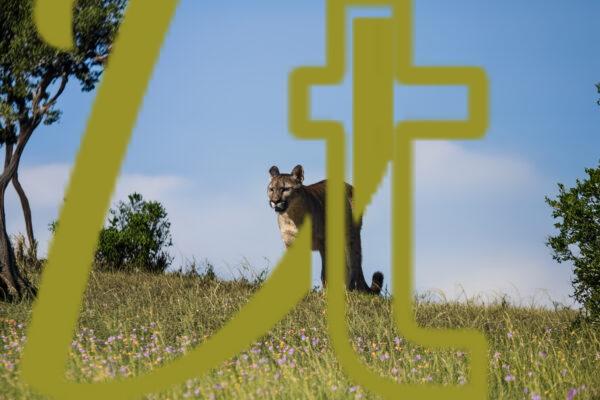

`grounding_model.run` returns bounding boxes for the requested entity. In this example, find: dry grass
[0,270,598,399]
